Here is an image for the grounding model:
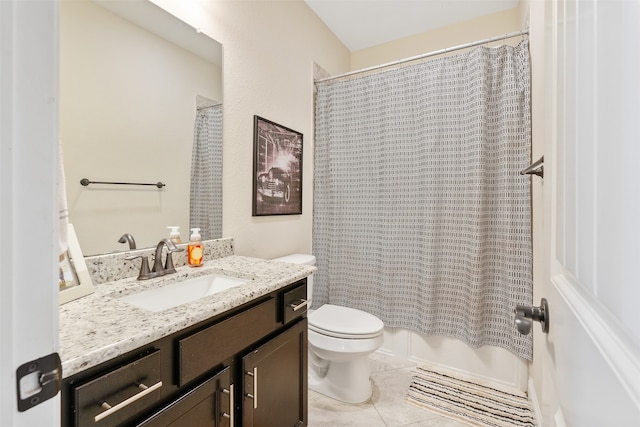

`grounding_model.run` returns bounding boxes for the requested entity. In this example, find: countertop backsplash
[85,237,234,285]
